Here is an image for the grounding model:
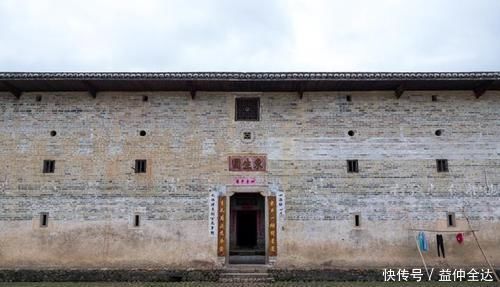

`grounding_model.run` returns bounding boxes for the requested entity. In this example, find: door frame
[224,188,271,265]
